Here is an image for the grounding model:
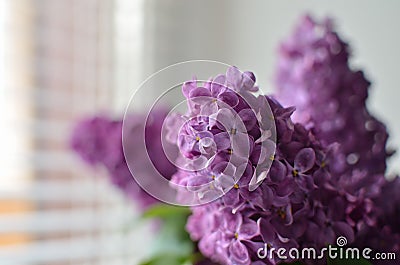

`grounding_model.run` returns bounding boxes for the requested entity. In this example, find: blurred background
[0,1,399,264]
